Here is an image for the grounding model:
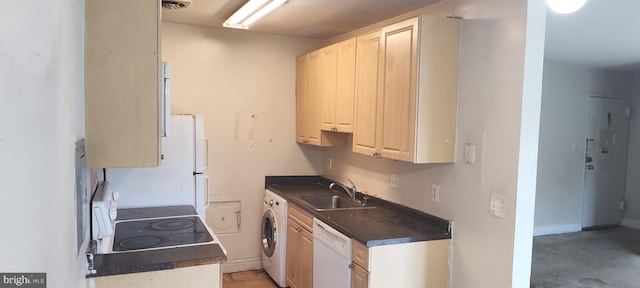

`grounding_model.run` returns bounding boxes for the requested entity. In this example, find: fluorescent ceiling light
[224,0,288,30]
[546,0,587,14]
